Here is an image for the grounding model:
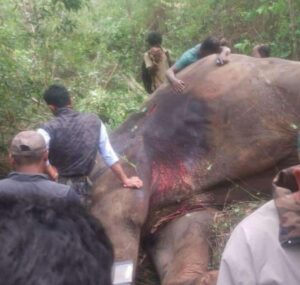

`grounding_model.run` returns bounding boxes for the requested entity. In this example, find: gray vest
[42,108,101,176]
